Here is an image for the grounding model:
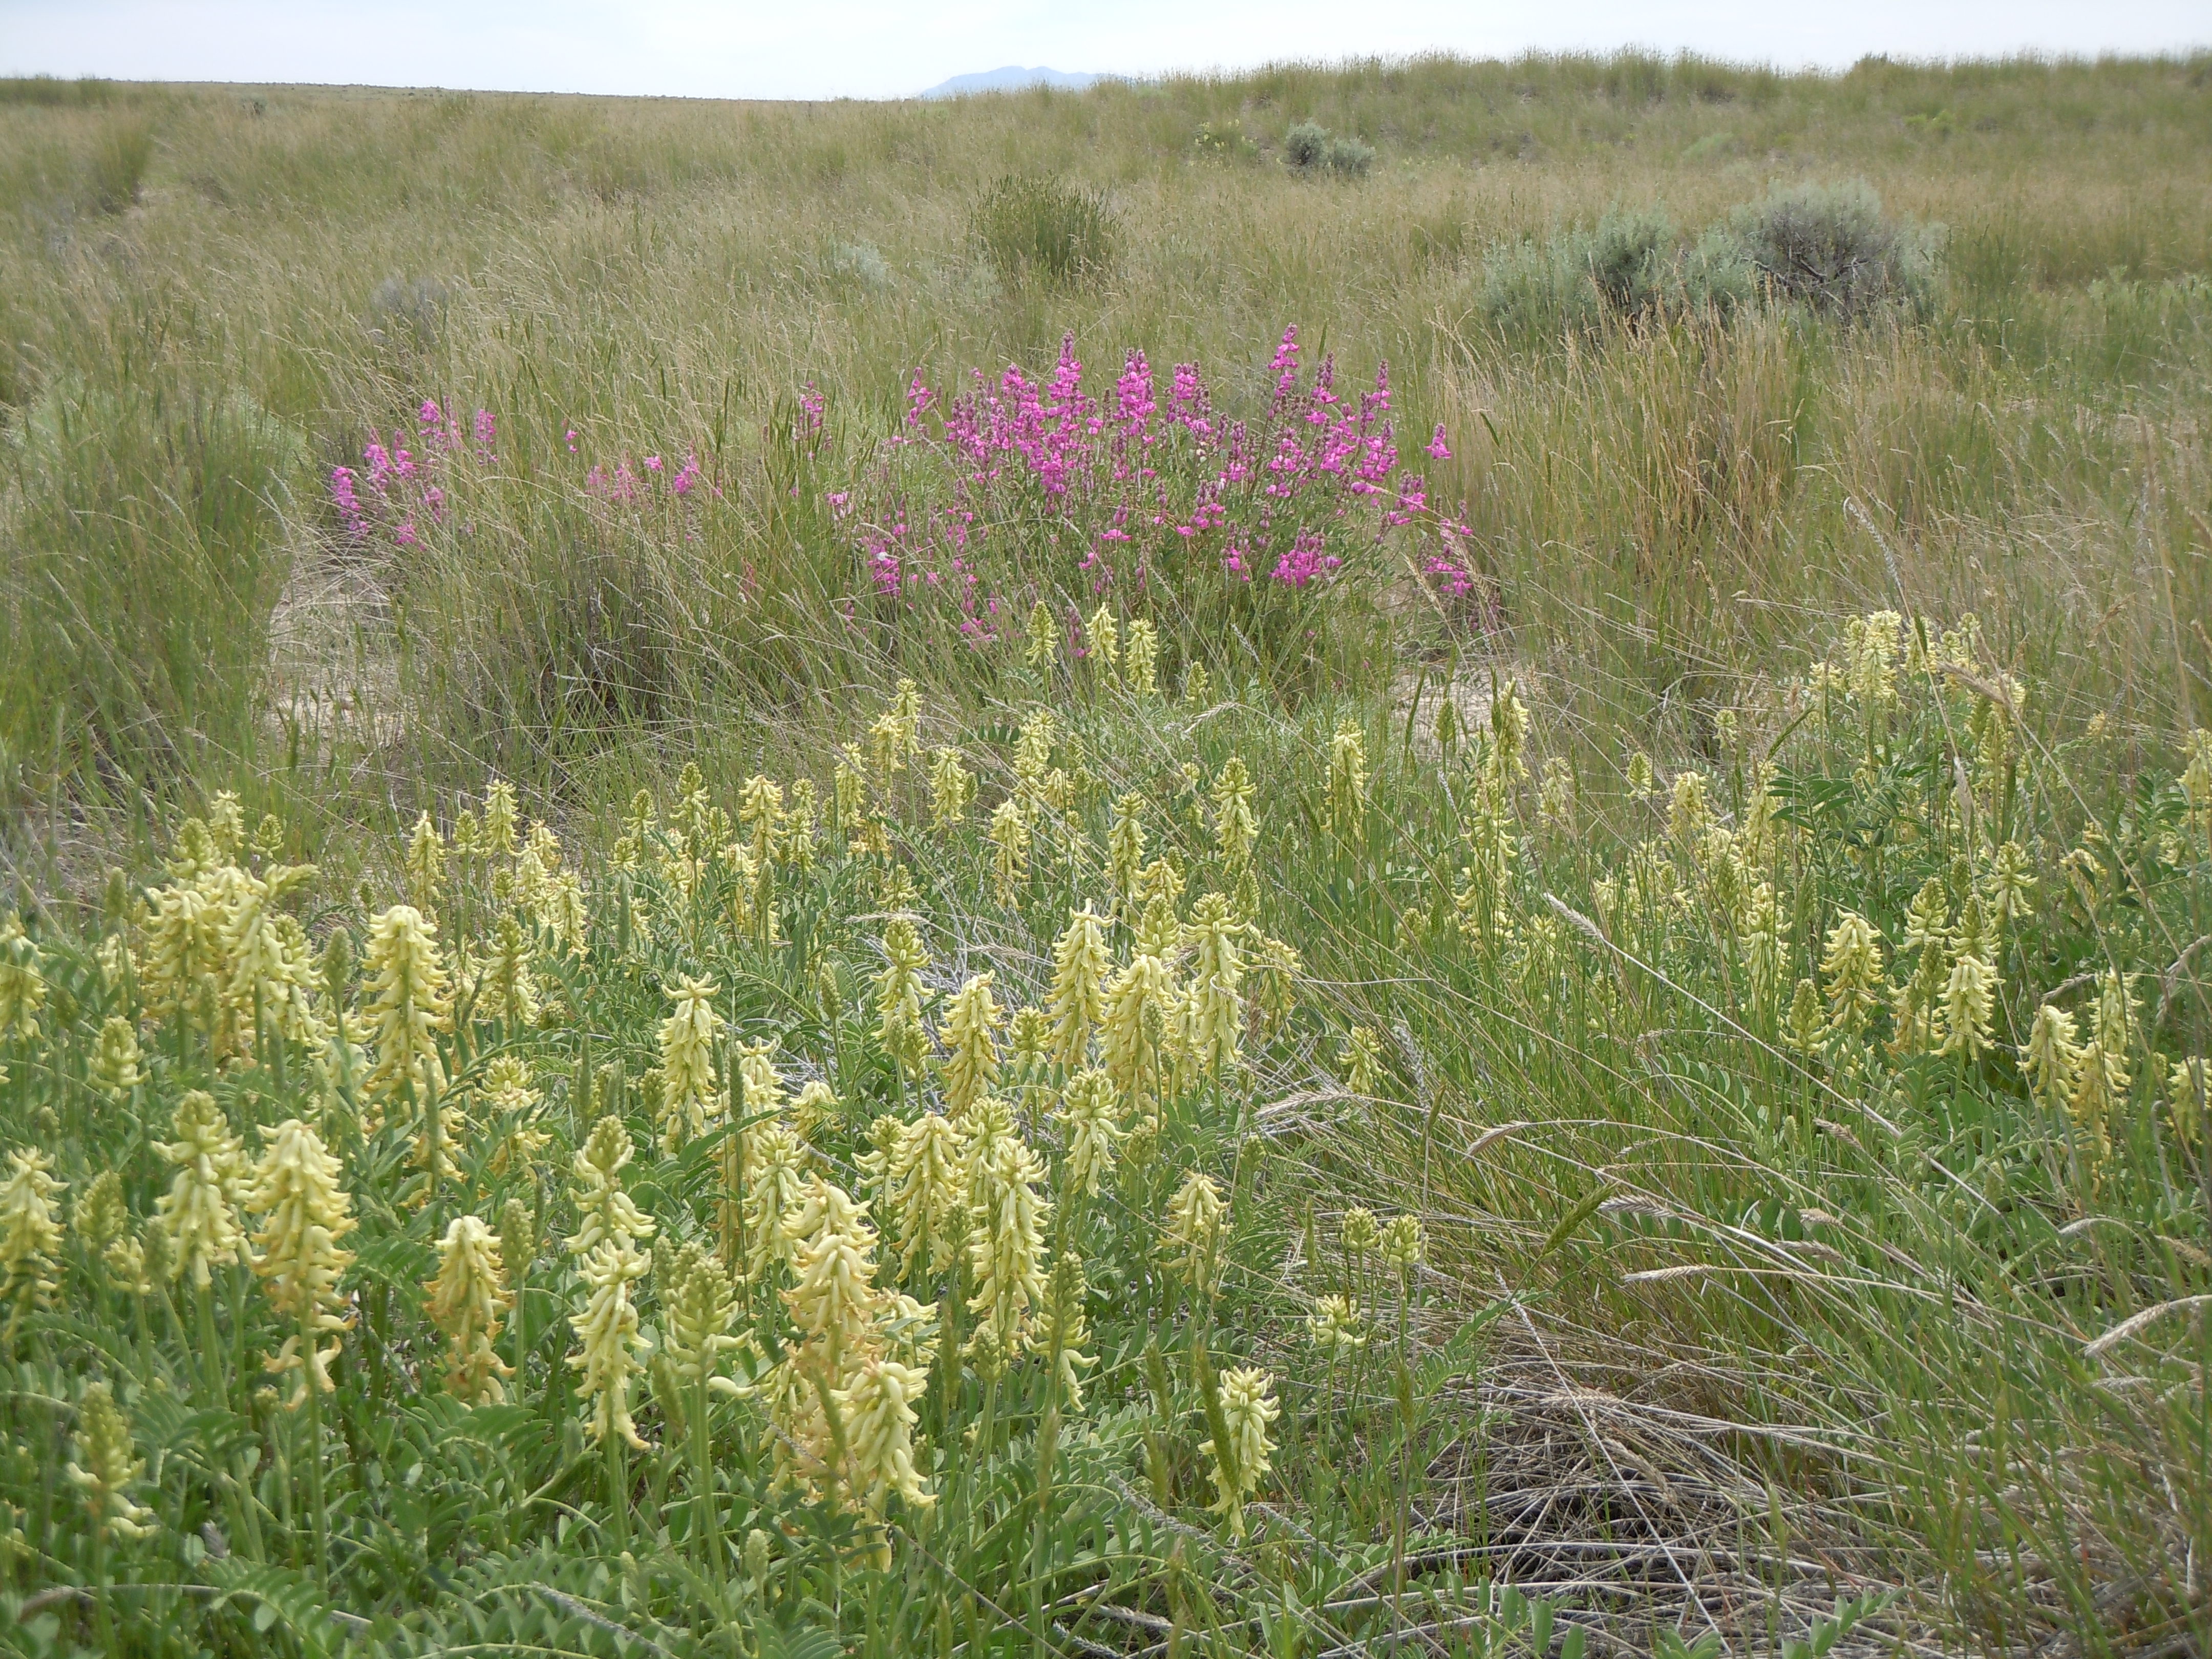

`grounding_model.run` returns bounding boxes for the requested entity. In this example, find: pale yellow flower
[426,1215,512,1405]
[65,1381,156,1542]
[247,1118,357,1406]
[155,1091,248,1290]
